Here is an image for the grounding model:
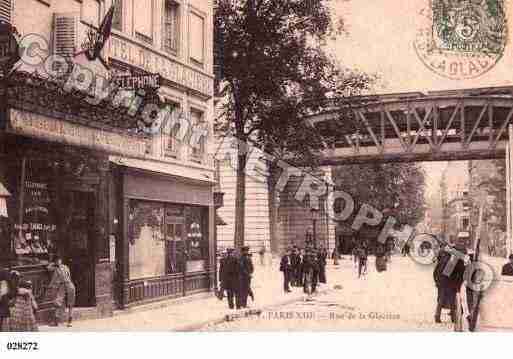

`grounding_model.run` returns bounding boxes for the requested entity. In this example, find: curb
[177,288,332,332]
